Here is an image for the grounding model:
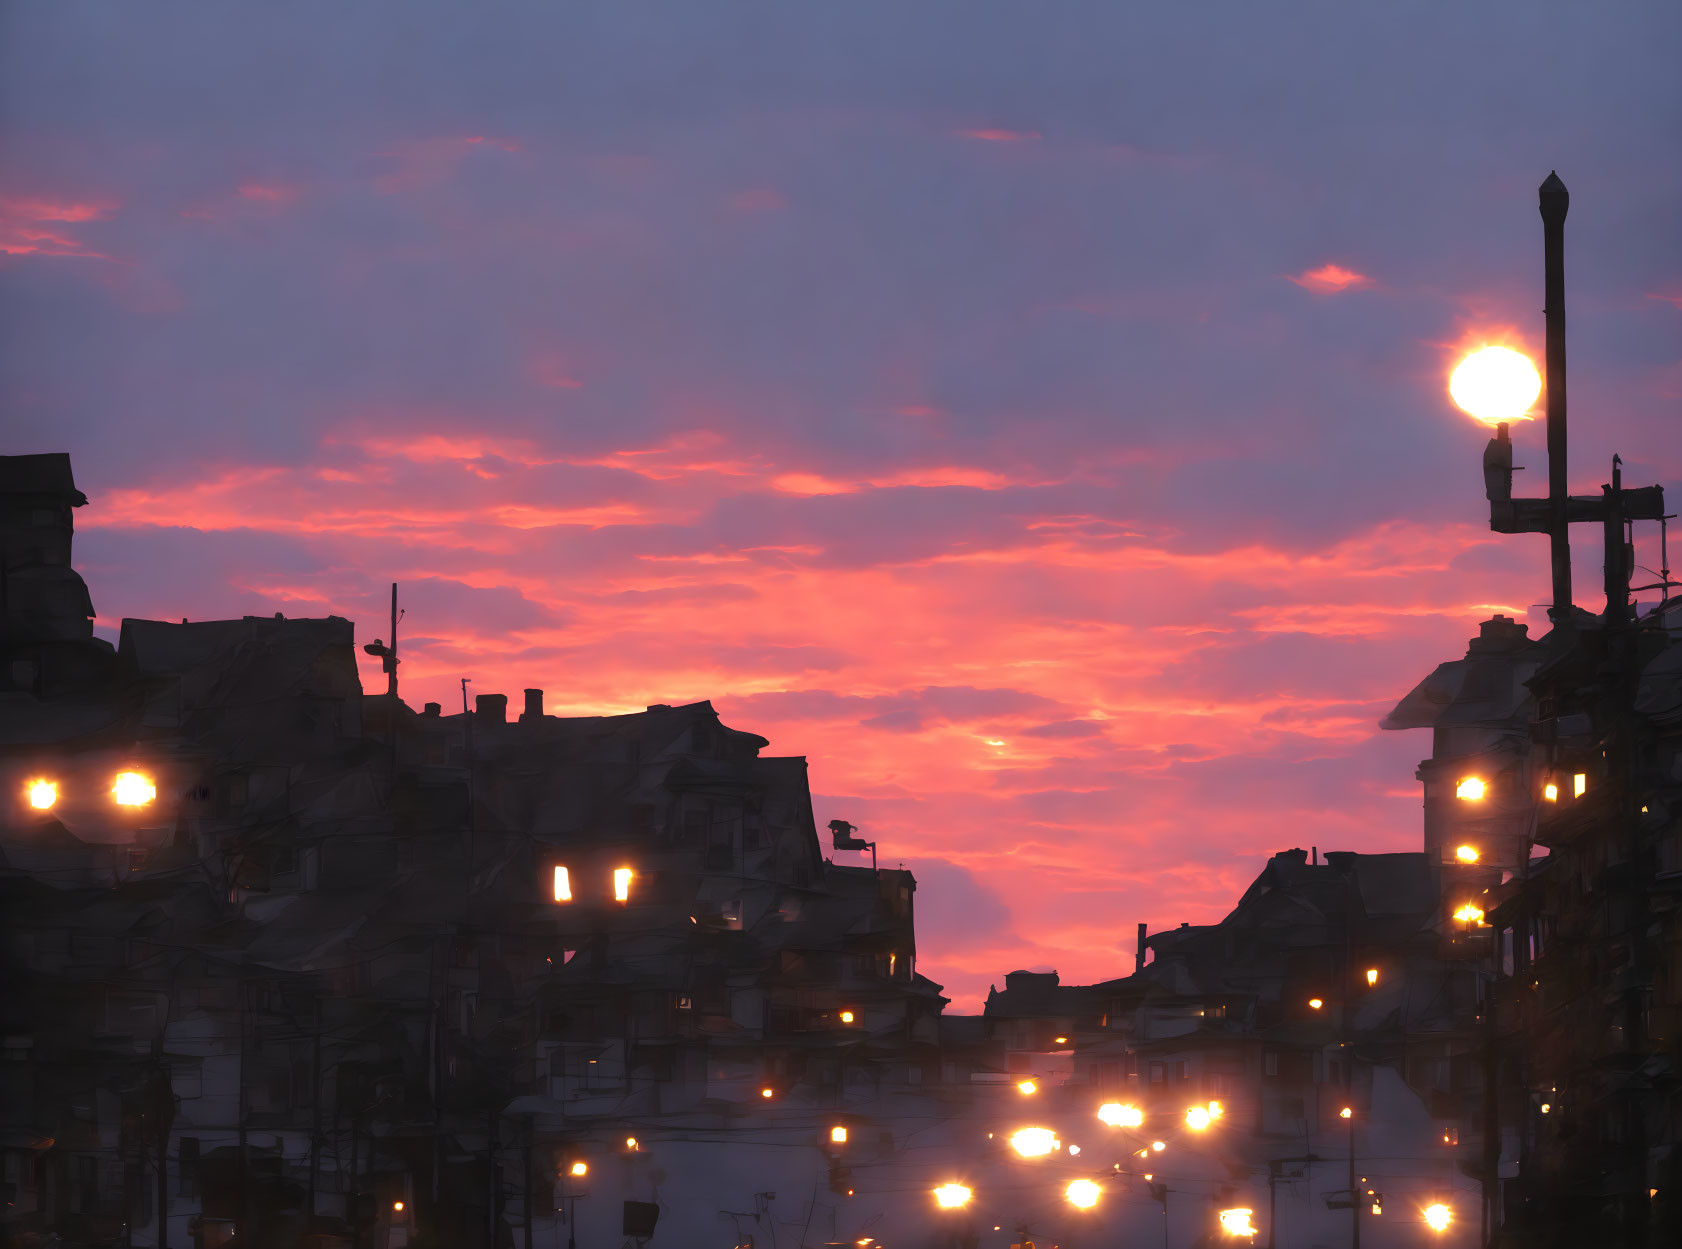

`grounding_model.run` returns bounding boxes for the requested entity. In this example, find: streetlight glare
[1449,345,1541,425]
[1340,1106,1354,1119]
[1218,1207,1258,1237]
[1185,1106,1212,1131]
[1016,1079,1037,1095]
[1150,1140,1166,1152]
[26,779,58,810]
[111,771,156,806]
[1423,1202,1452,1232]
[1308,998,1324,1010]
[1008,1127,1058,1157]
[1097,1102,1144,1128]
[932,1183,972,1209]
[1064,1179,1101,1209]
[569,1161,587,1177]
[1453,902,1486,924]
[1365,967,1379,986]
